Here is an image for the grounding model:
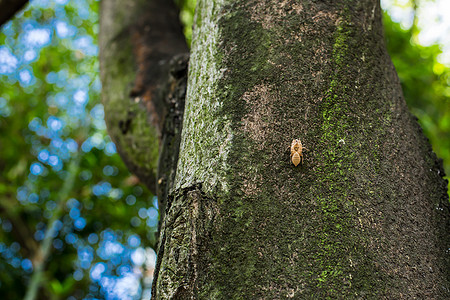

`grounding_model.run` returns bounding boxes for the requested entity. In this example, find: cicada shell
[290,139,305,166]
[291,152,301,166]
